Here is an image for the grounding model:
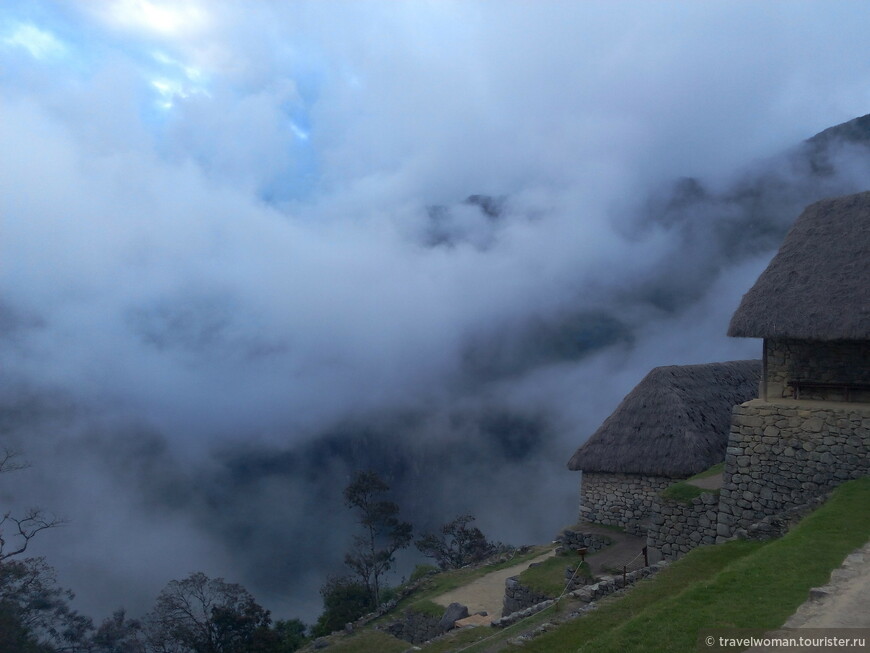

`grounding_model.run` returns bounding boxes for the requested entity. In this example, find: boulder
[438,602,469,632]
